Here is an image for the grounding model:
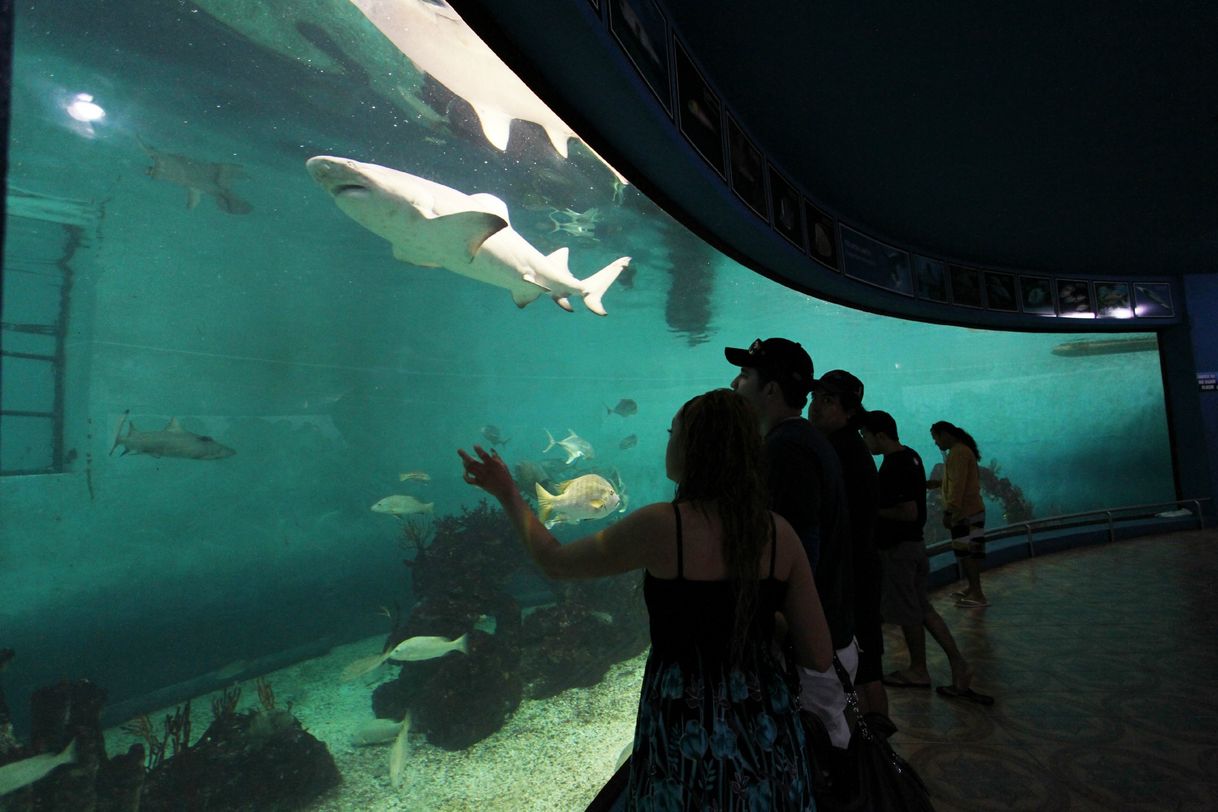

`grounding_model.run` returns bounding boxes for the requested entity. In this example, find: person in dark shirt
[861,410,981,700]
[808,369,886,717]
[725,337,857,747]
